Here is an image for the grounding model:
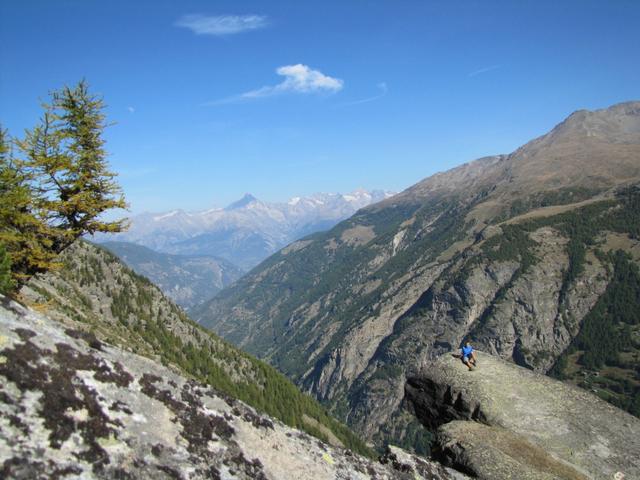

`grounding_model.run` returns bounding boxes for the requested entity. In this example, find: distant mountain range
[96,189,394,270]
[99,241,243,311]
